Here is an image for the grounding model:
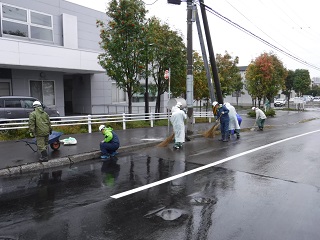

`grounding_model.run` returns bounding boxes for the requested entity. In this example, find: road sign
[164,70,169,80]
